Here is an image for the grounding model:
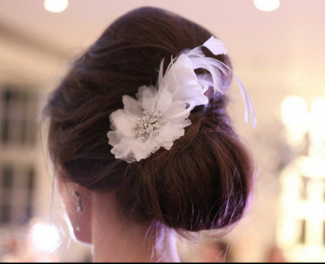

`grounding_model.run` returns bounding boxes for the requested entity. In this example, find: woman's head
[45,7,254,238]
